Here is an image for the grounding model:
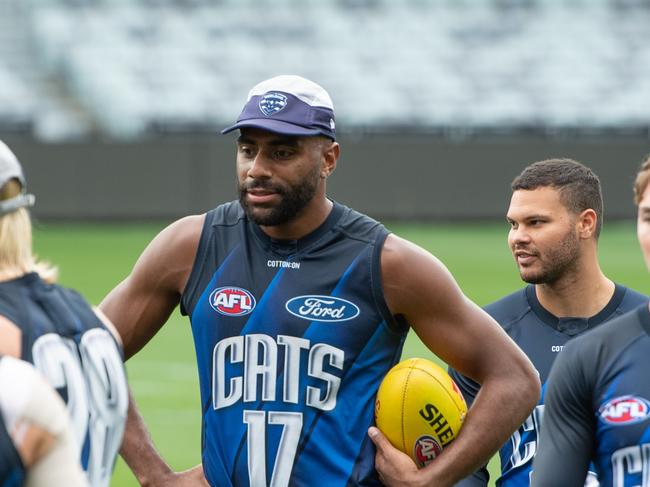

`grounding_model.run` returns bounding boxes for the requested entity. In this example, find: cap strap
[0,193,35,216]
